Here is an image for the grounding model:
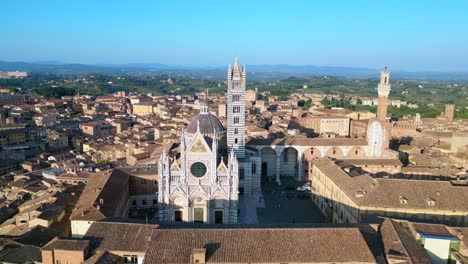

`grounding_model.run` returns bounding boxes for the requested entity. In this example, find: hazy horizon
[3,0,468,72]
